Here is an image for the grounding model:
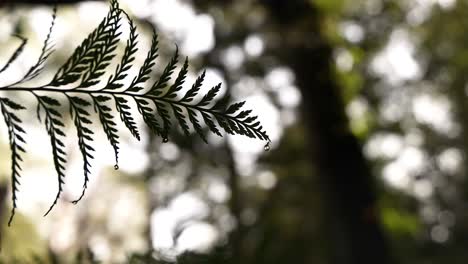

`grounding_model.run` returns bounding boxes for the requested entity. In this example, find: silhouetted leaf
[147,46,179,96]
[0,35,27,76]
[0,0,270,223]
[198,83,221,107]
